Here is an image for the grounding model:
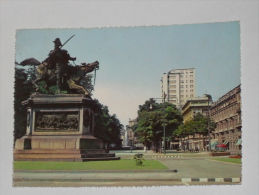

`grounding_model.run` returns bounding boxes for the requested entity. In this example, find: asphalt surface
[13,150,242,187]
